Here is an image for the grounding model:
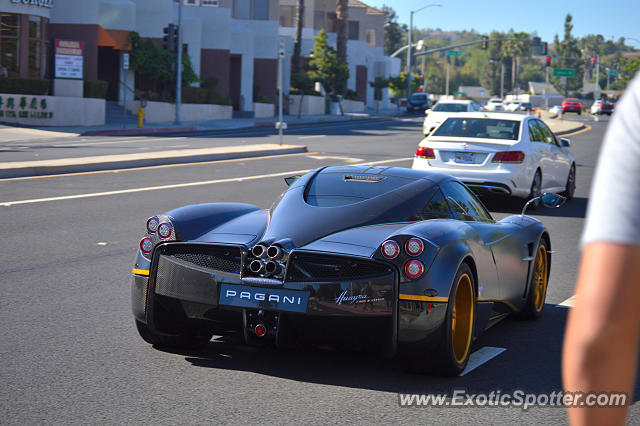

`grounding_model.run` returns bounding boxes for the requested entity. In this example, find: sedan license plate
[455,152,474,163]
